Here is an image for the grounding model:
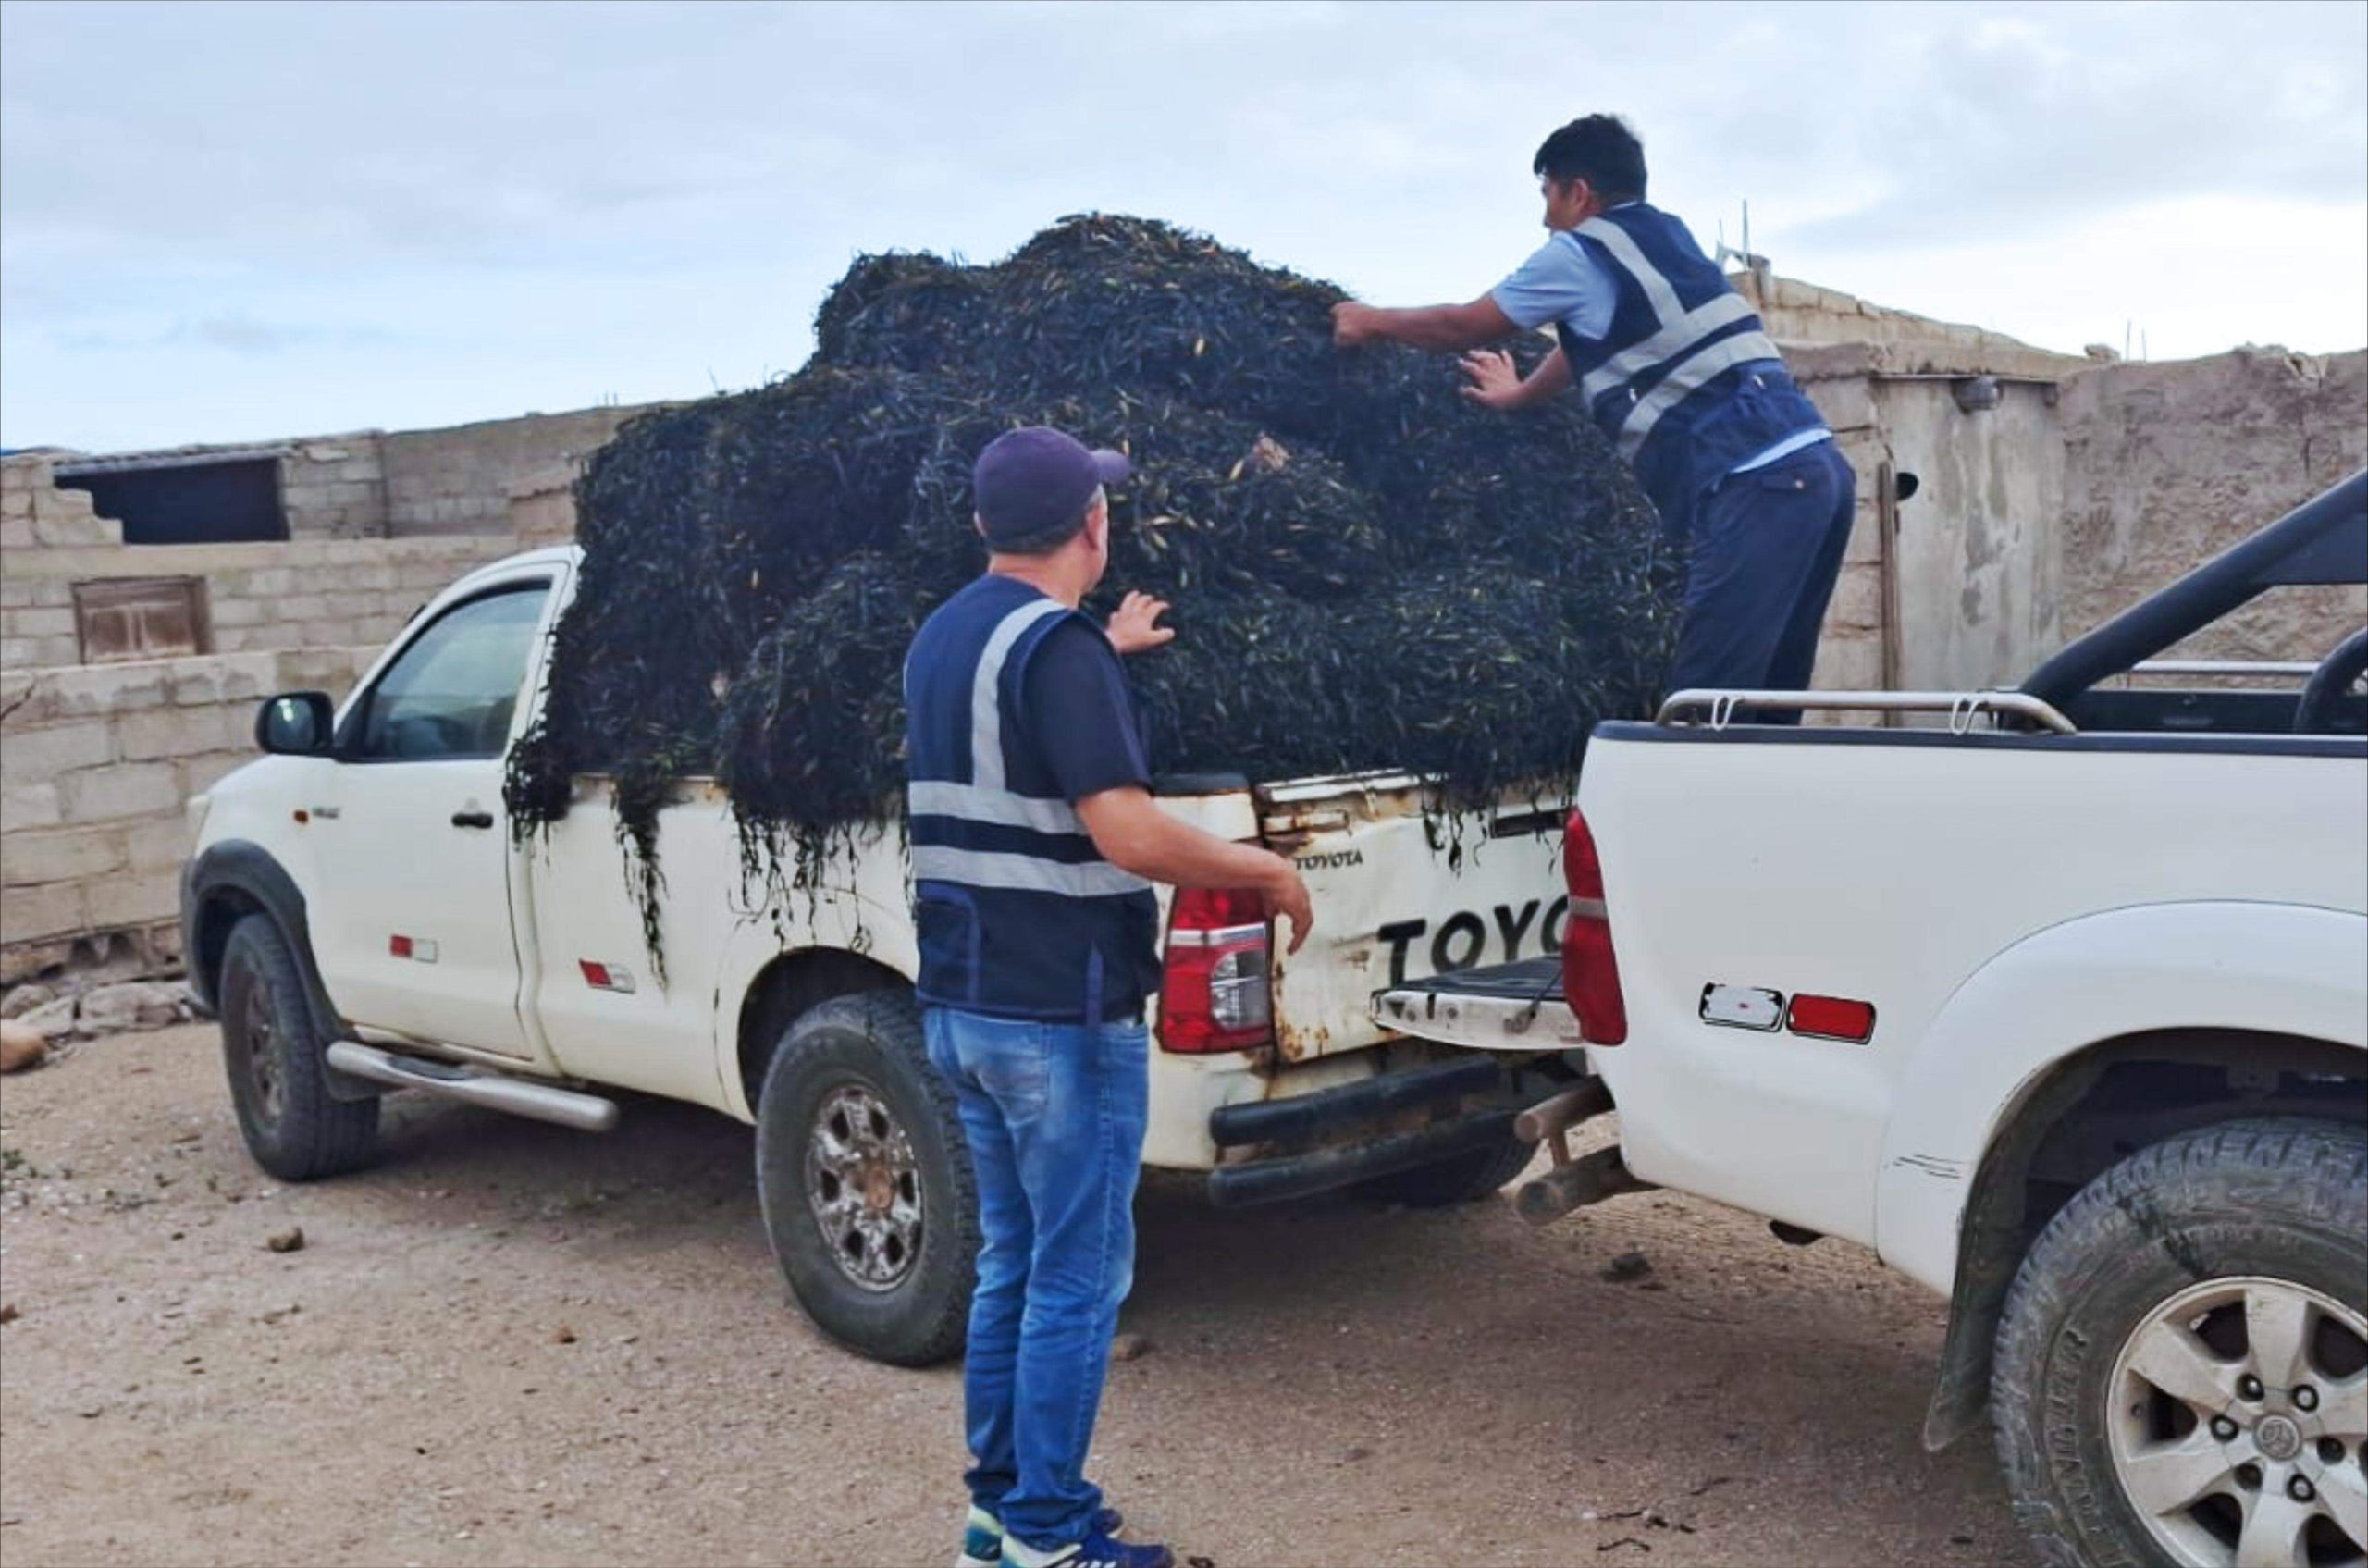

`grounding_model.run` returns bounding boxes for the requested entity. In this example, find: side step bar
[325,1042,619,1134]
